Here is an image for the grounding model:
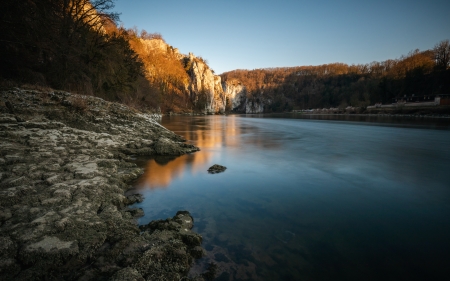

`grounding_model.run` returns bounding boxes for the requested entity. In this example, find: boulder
[207,164,227,174]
